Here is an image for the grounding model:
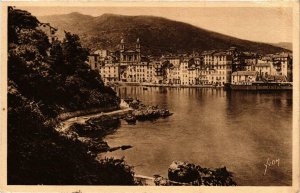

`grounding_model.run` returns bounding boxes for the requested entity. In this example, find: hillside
[270,42,292,51]
[39,12,290,55]
[8,7,134,185]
